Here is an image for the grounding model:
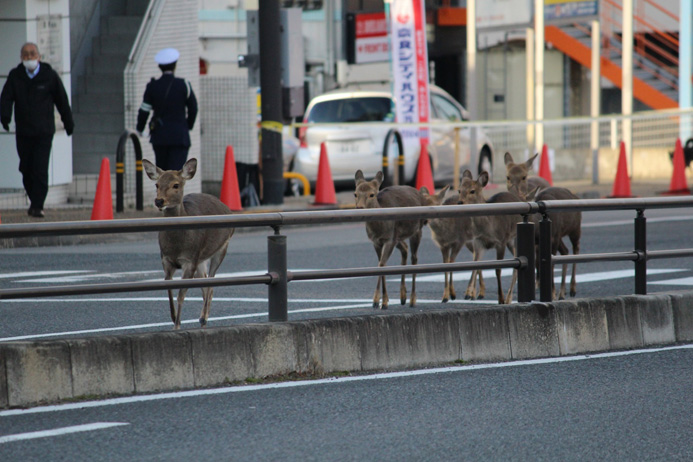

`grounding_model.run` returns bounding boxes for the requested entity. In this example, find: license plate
[328,139,372,155]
